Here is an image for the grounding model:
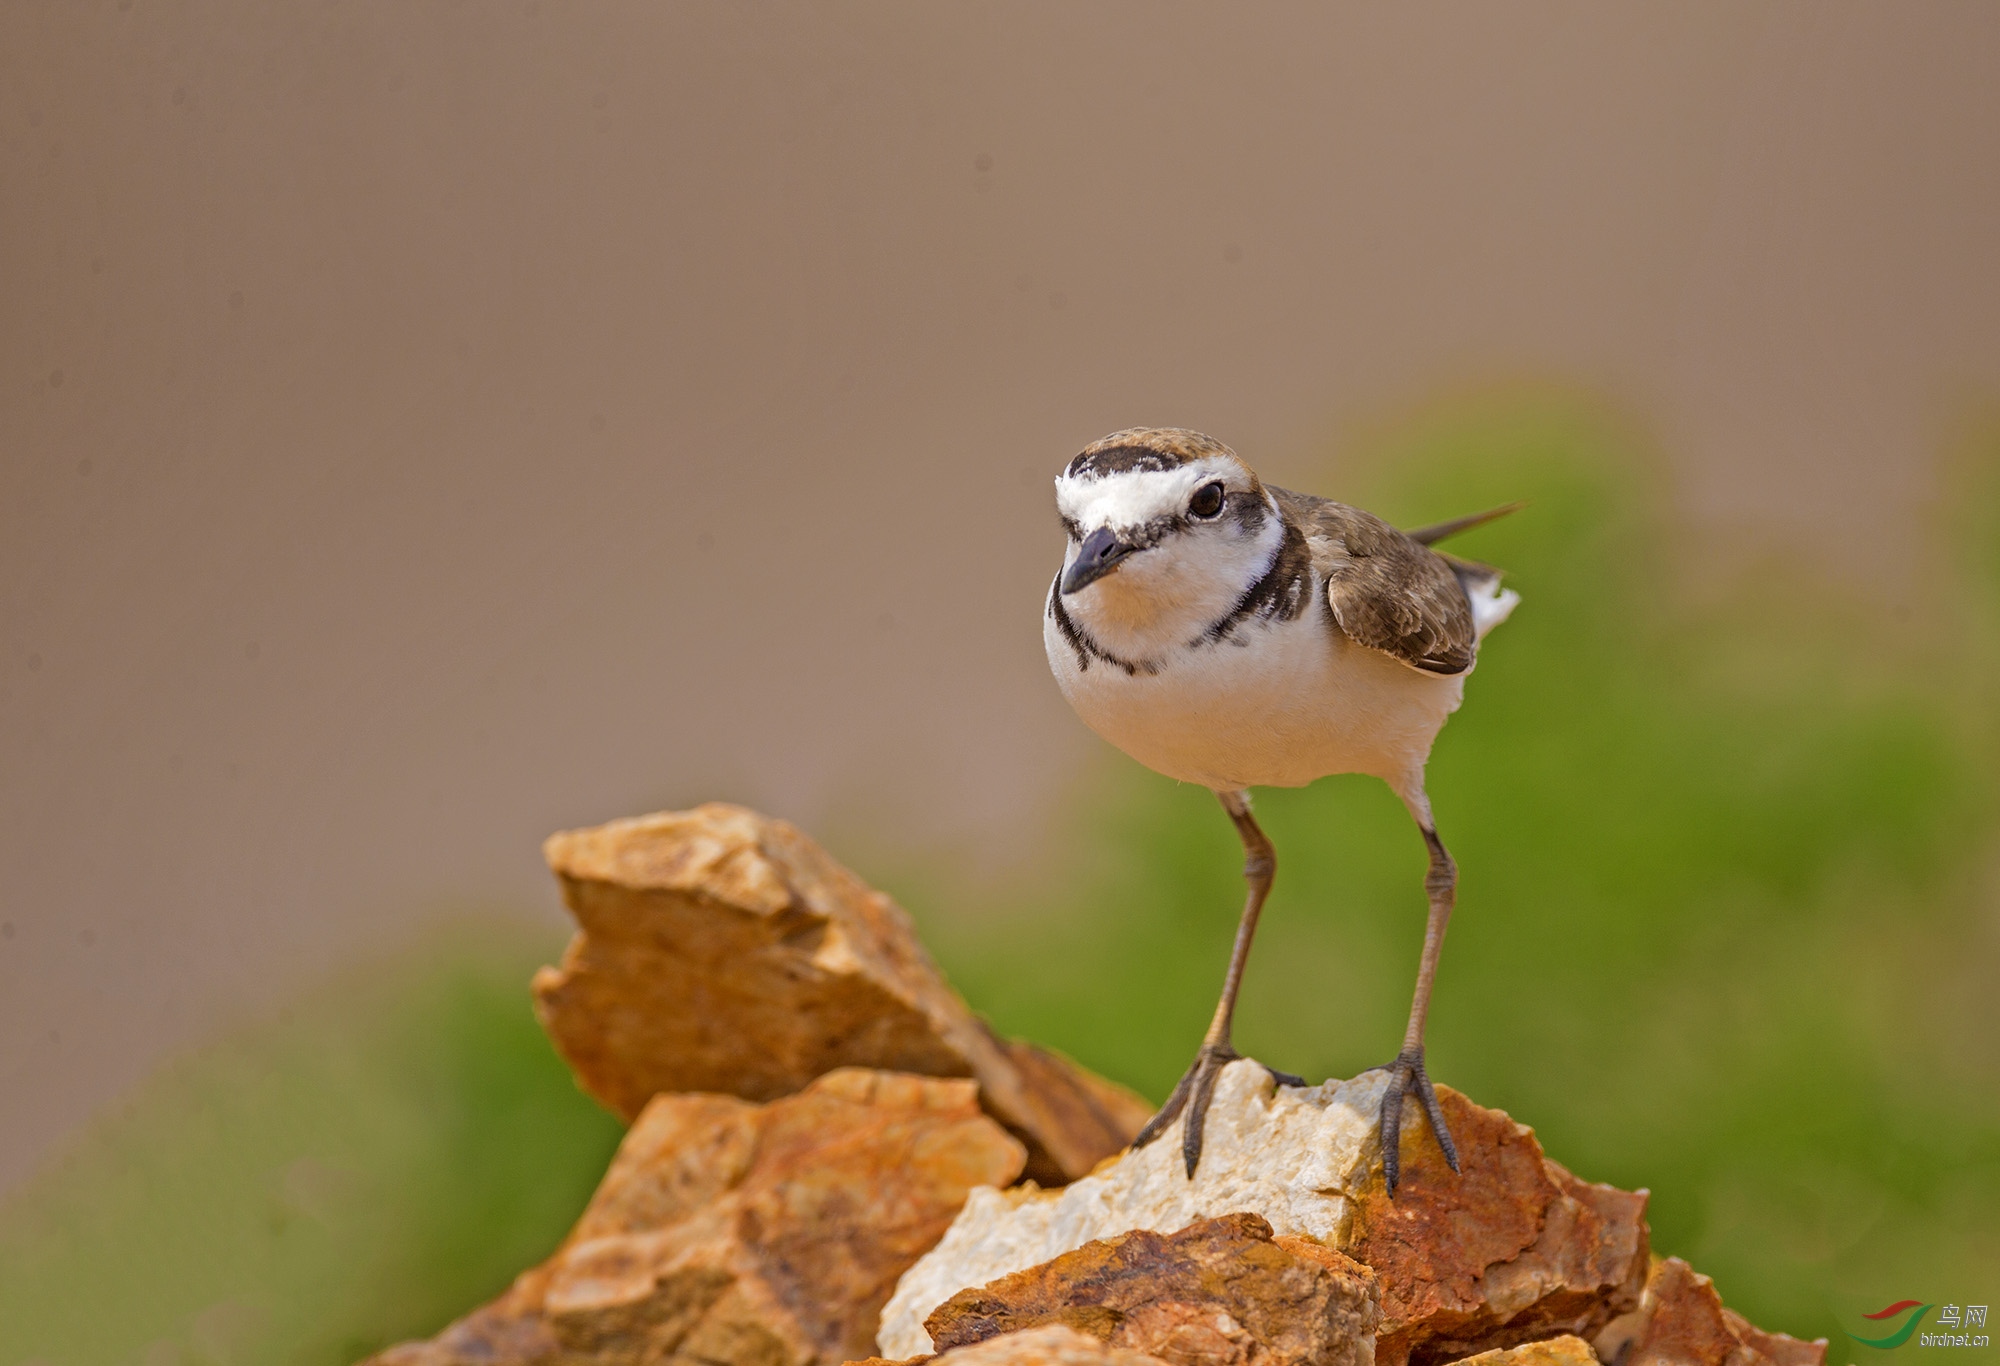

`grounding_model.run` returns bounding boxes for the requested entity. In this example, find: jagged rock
[1720,1310,1826,1366]
[378,803,1825,1366]
[879,1061,1647,1363]
[1591,1259,1826,1366]
[922,1212,1378,1366]
[881,1060,1383,1356]
[1451,1336,1598,1366]
[367,1069,1027,1366]
[1348,1088,1648,1366]
[535,803,1151,1183]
